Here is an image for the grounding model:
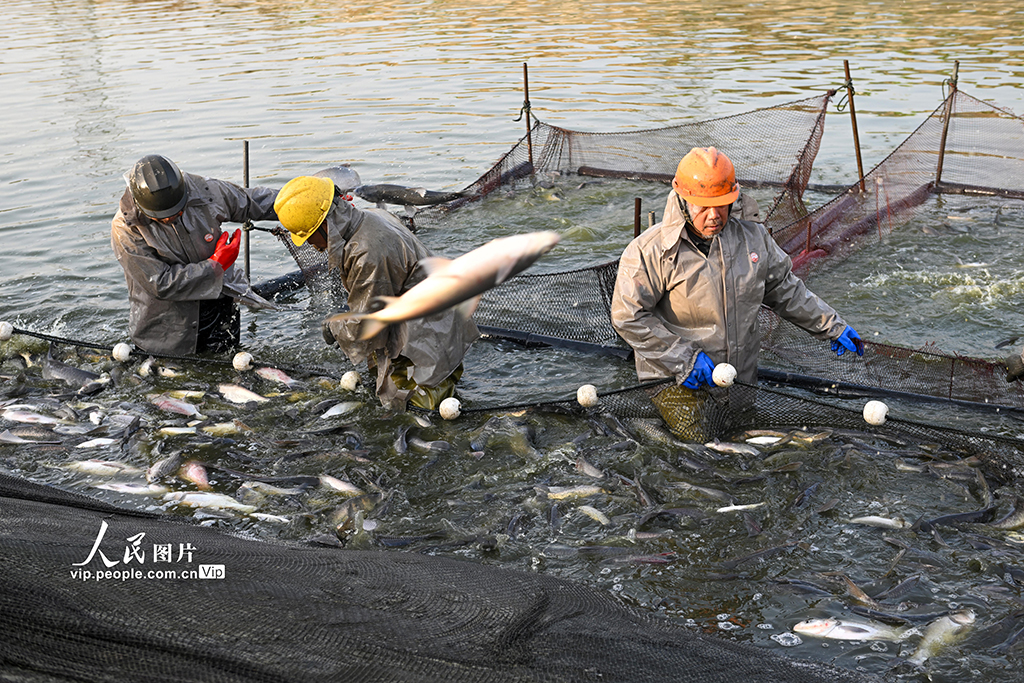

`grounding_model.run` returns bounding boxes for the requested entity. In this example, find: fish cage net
[777,89,1024,277]
[0,472,876,683]
[275,88,1024,481]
